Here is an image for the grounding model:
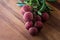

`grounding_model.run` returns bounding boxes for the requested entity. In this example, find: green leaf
[47,0,56,2]
[37,11,42,16]
[39,0,46,12]
[17,3,25,7]
[17,0,25,7]
[33,5,38,8]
